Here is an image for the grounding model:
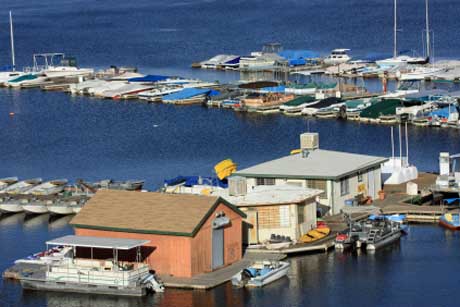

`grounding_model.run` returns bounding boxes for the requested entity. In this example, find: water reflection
[0,213,25,227]
[23,214,50,230]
